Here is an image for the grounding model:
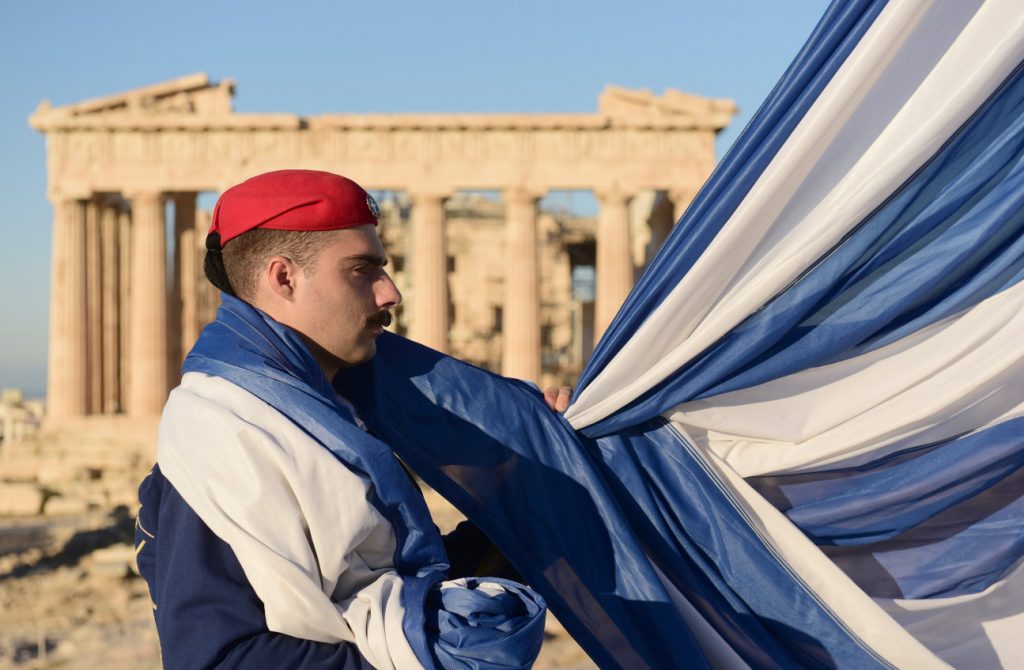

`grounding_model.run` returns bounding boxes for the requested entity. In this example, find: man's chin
[339,342,377,368]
